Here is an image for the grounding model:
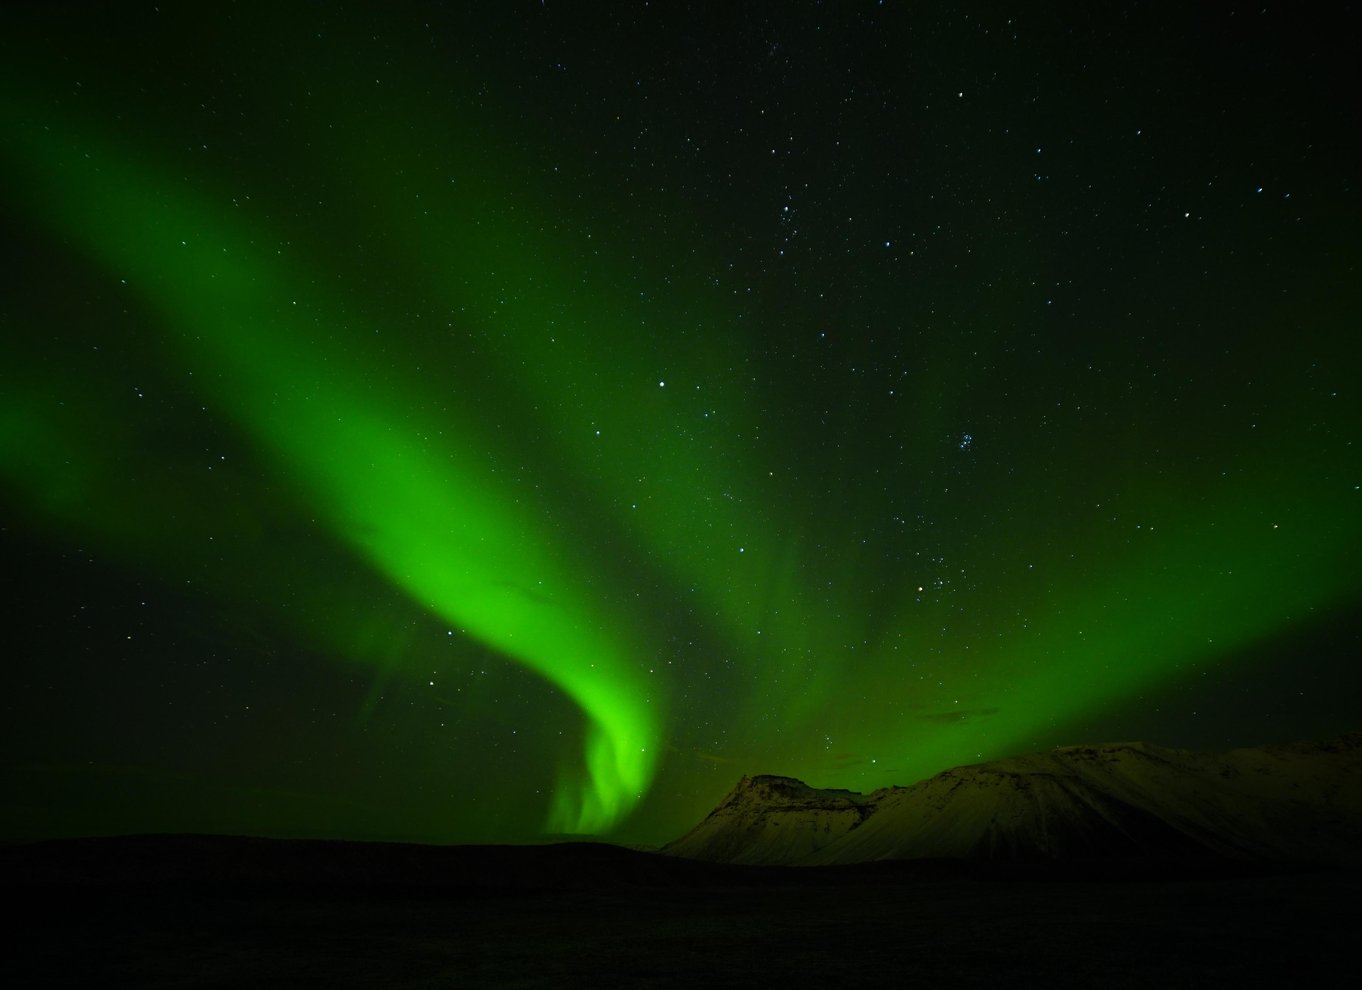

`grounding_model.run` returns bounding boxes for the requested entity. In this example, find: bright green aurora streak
[2,103,660,834]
